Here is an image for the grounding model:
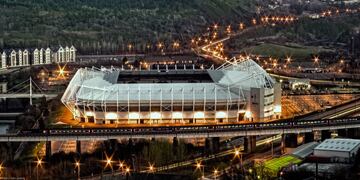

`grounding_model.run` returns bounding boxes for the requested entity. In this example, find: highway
[270,73,360,87]
[299,98,360,120]
[0,93,58,99]
[1,117,360,142]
